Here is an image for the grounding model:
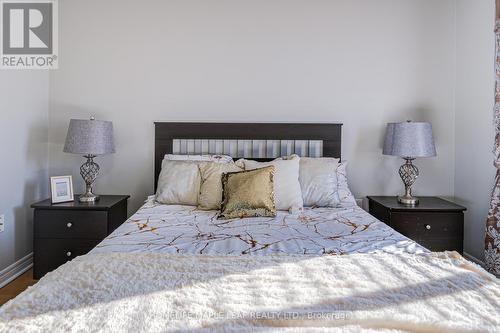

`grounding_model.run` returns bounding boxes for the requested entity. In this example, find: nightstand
[31,195,129,279]
[367,196,466,254]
